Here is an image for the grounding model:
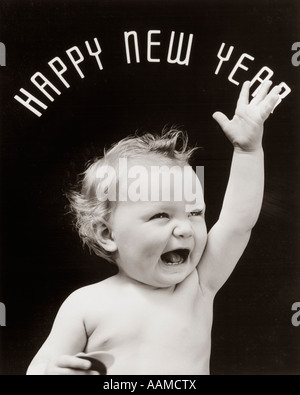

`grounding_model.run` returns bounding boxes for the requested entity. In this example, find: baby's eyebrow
[143,201,172,210]
[187,203,206,212]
